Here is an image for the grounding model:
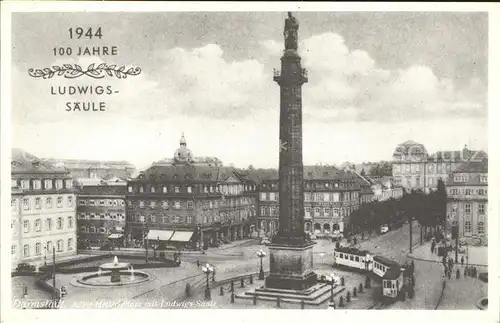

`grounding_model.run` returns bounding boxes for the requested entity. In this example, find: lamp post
[44,246,47,267]
[257,249,266,280]
[328,274,337,301]
[202,263,214,300]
